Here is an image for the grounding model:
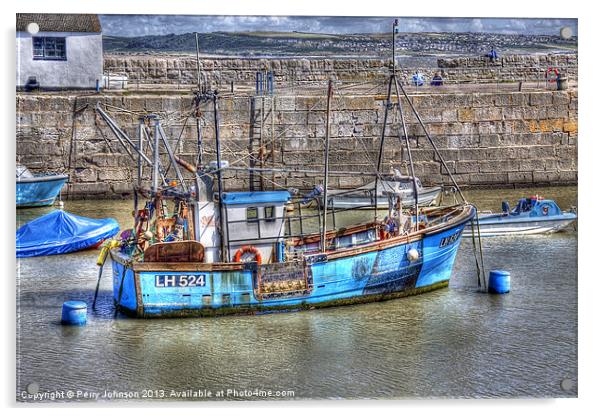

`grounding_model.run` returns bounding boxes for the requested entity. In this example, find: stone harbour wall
[103,53,577,86]
[436,53,577,81]
[16,88,577,198]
